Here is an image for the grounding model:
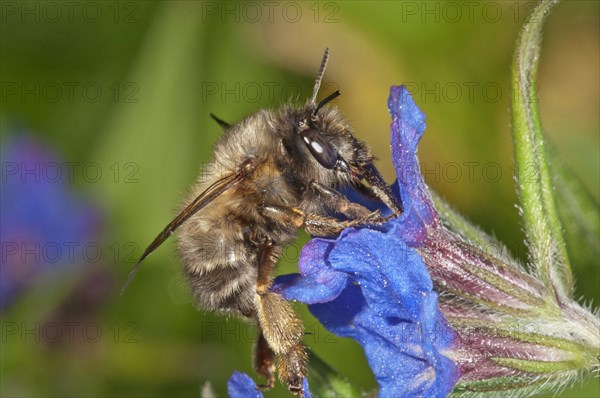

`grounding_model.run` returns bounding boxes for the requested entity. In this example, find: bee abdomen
[187,263,257,316]
[180,232,258,316]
